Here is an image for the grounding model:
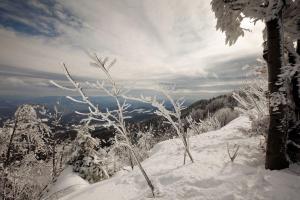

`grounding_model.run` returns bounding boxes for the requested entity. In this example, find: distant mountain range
[0,94,238,146]
[0,96,194,125]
